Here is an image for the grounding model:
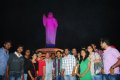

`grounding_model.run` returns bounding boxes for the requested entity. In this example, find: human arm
[28,70,35,80]
[62,58,65,77]
[77,62,91,78]
[72,56,77,76]
[42,61,46,80]
[110,57,120,75]
[111,57,120,68]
